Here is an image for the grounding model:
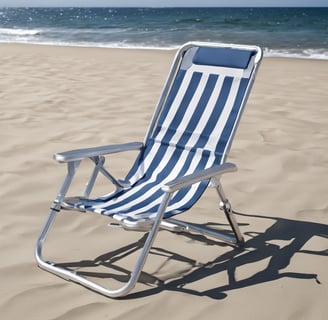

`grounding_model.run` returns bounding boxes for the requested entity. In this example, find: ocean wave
[0,8,327,60]
[0,28,41,36]
[264,48,328,60]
